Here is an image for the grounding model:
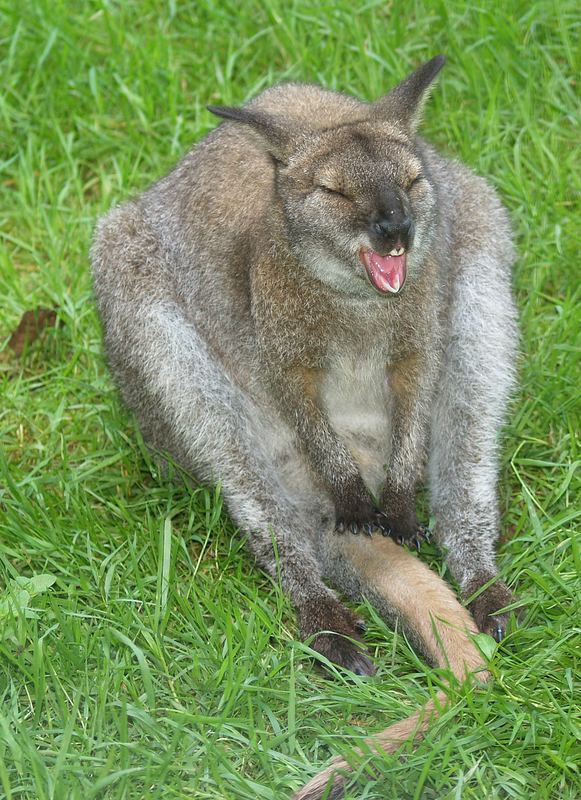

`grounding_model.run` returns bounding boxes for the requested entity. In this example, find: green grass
[0,1,579,798]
